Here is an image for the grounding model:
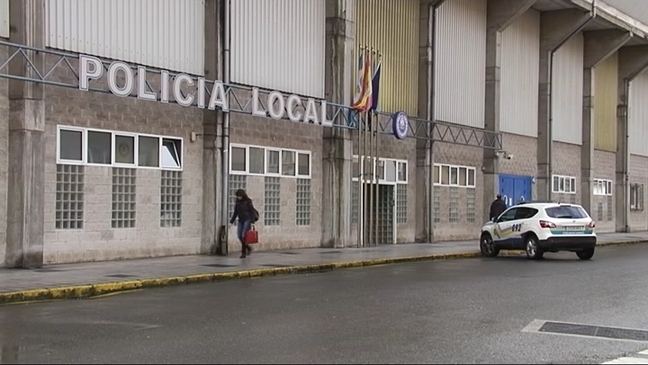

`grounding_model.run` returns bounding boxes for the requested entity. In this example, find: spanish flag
[351,50,373,112]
